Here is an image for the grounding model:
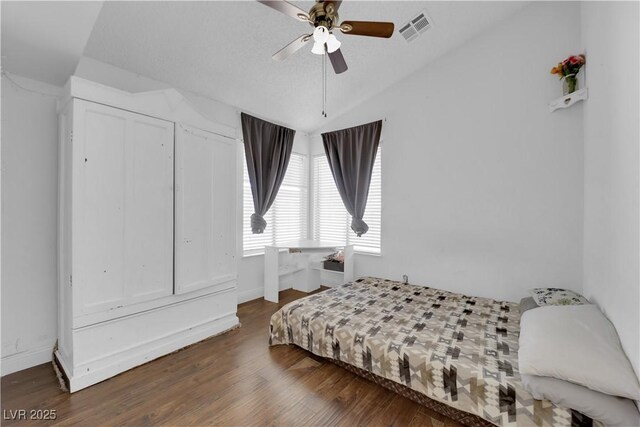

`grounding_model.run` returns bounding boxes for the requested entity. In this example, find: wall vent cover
[399,10,433,43]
